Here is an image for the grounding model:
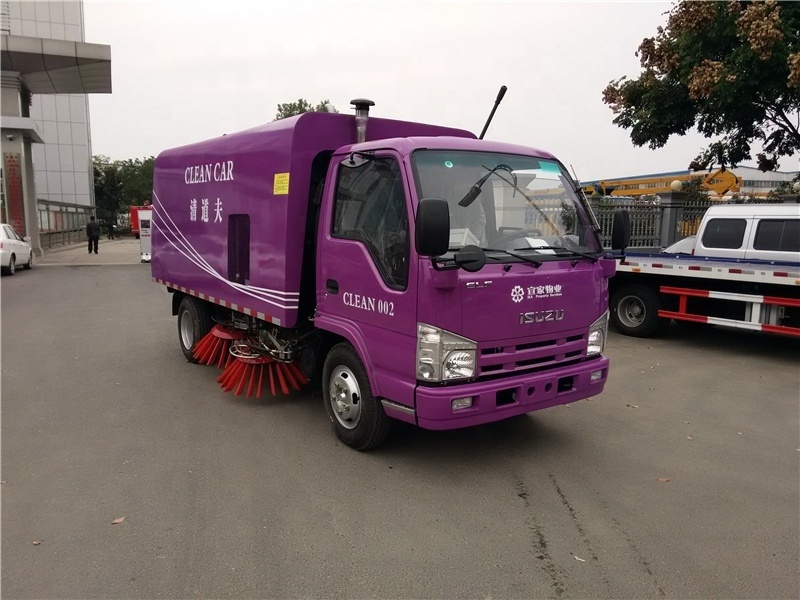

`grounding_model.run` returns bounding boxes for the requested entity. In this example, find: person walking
[107,221,115,240]
[86,216,101,254]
